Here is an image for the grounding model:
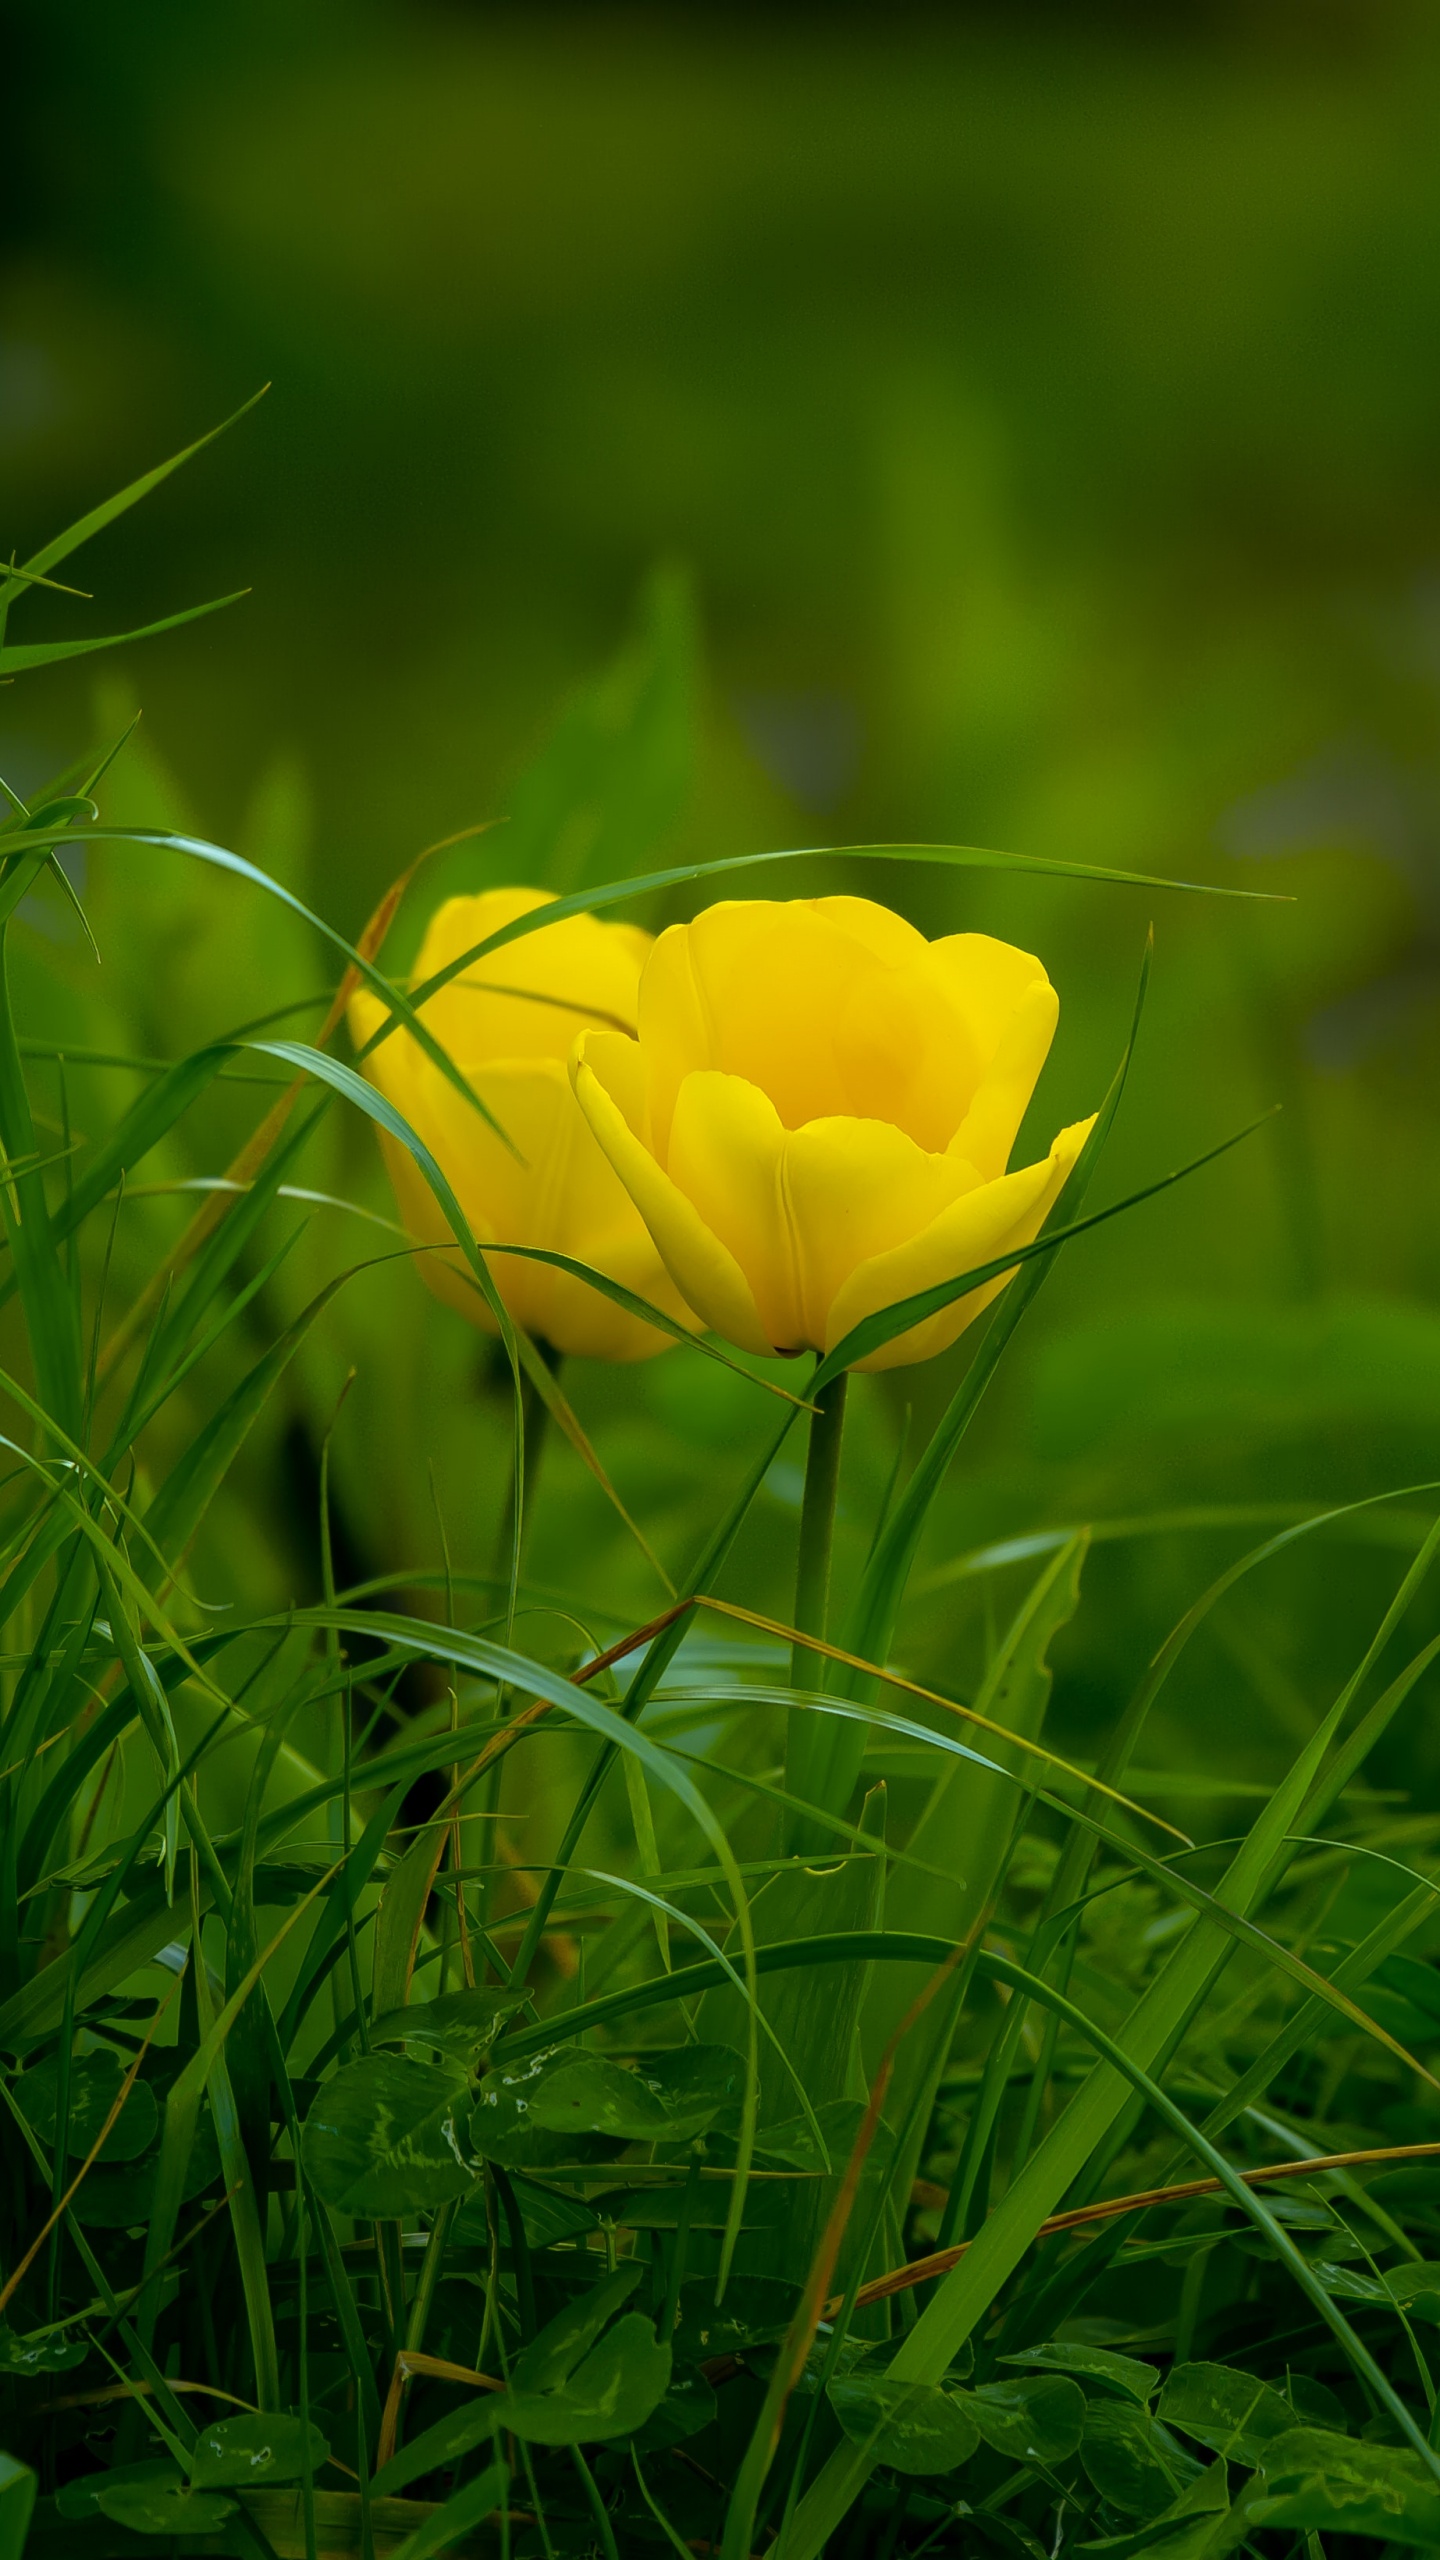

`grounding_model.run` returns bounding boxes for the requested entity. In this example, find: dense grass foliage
[4,427,1440,2560]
